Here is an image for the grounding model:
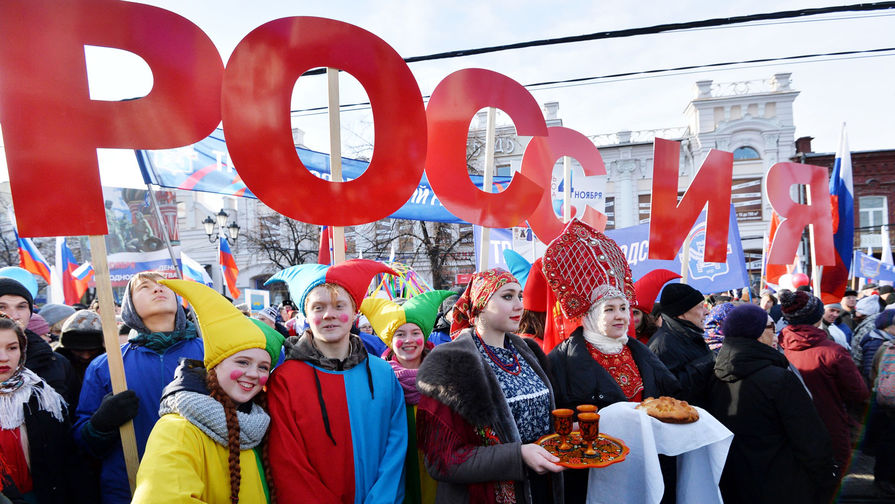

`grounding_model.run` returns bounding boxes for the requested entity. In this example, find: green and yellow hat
[160,279,284,369]
[360,290,455,347]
